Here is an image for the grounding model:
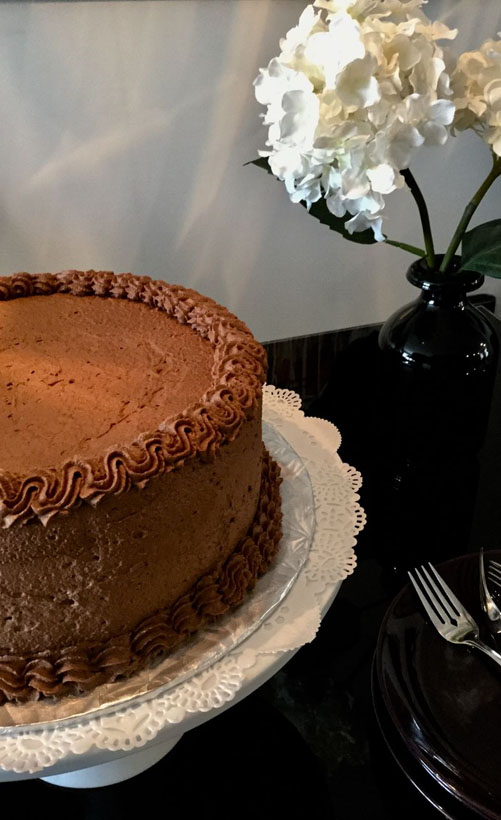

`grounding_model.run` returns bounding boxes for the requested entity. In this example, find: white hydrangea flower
[451,37,501,157]
[254,0,457,240]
